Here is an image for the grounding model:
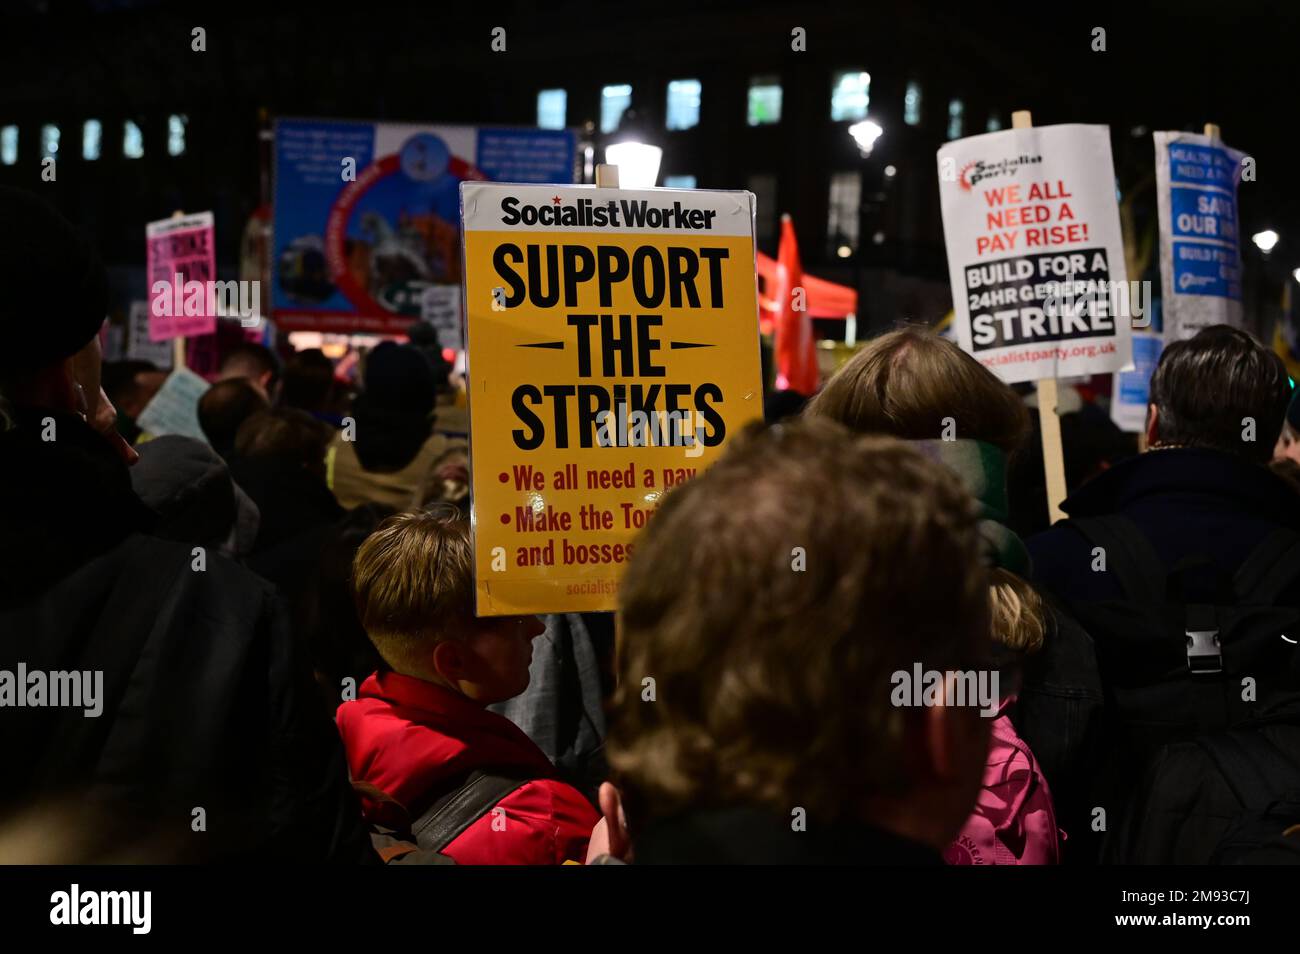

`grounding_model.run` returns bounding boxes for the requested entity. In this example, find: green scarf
[914,438,1030,576]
